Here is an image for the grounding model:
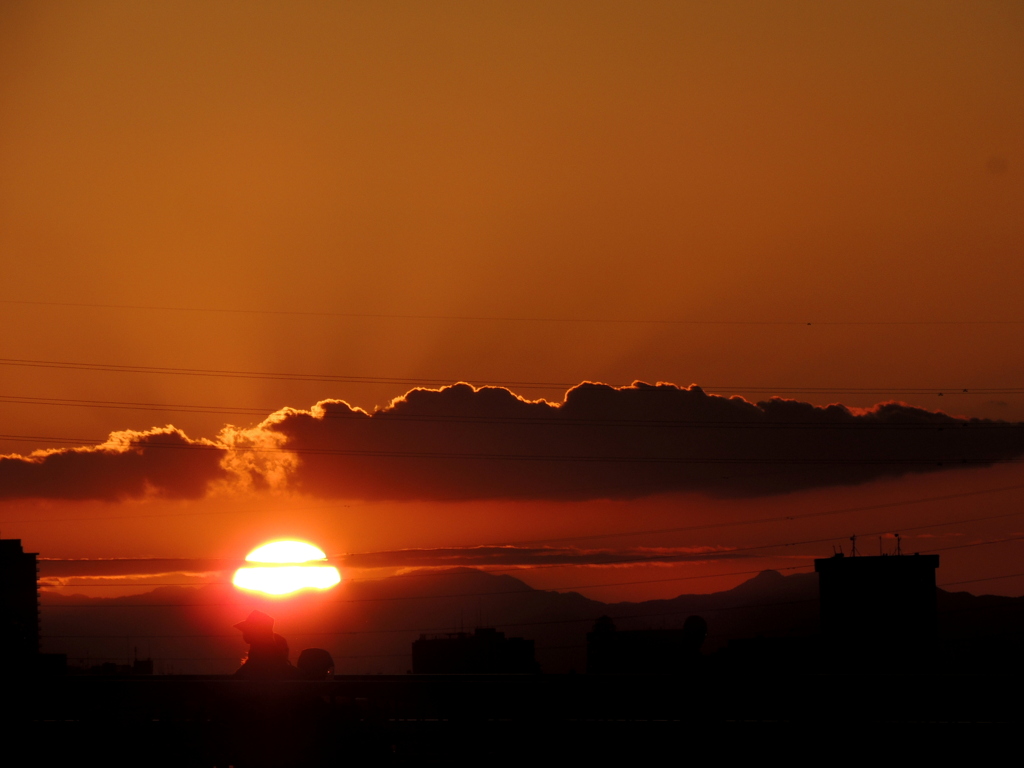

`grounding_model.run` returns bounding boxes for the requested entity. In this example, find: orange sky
[1,2,1023,600]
